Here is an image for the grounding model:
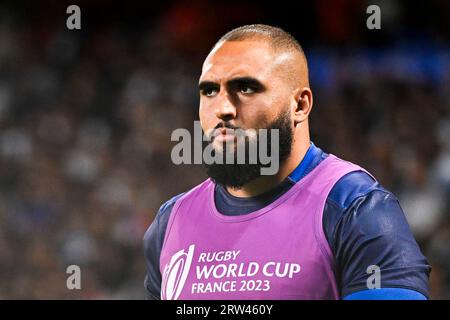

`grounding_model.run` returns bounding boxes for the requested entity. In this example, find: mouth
[213,128,236,142]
